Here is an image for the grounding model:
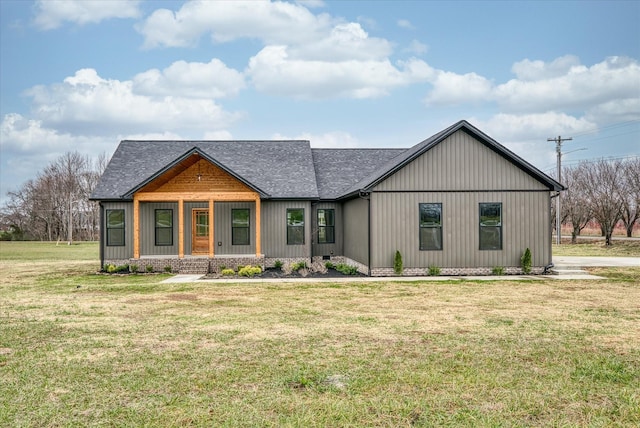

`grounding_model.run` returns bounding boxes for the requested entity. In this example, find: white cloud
[136,0,334,48]
[24,68,241,135]
[397,19,414,30]
[424,71,493,106]
[247,46,433,99]
[288,23,392,61]
[494,56,640,113]
[475,112,596,143]
[271,130,360,148]
[511,55,581,81]
[33,0,141,30]
[132,59,245,99]
[423,56,640,127]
